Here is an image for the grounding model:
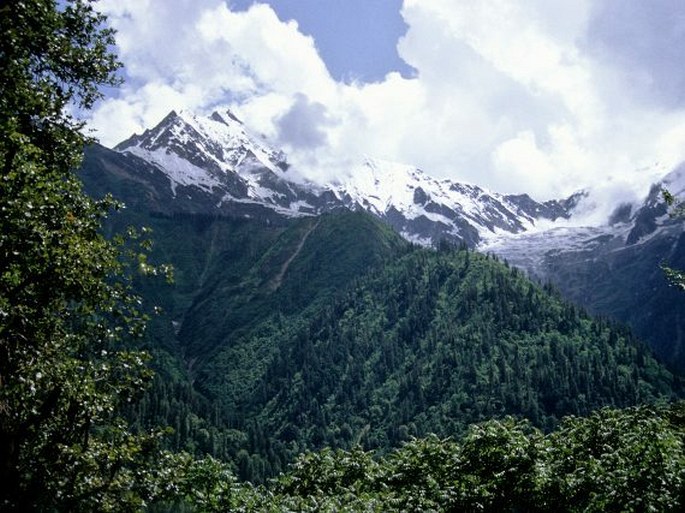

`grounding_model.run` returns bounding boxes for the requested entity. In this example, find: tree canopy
[0,1,169,510]
[153,403,685,512]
